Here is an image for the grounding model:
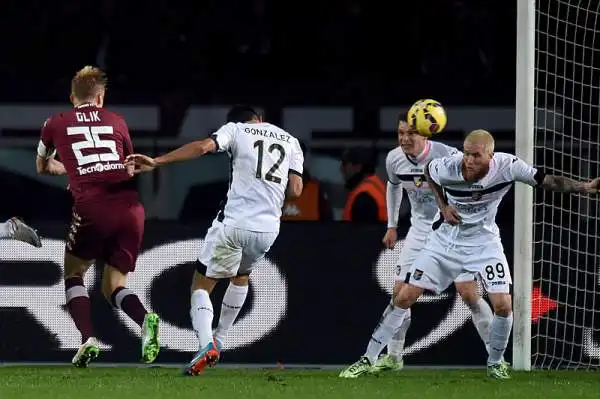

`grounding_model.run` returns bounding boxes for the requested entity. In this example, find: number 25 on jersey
[67,126,119,166]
